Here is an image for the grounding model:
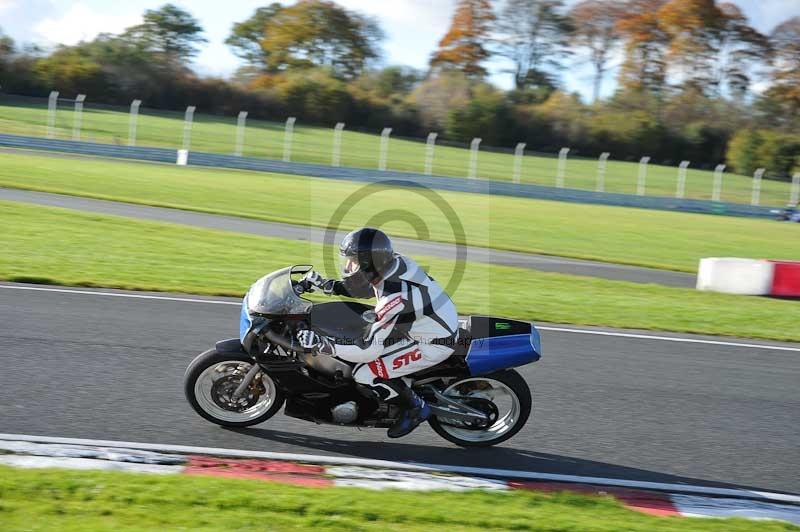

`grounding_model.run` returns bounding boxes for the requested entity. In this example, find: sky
[1,0,799,100]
